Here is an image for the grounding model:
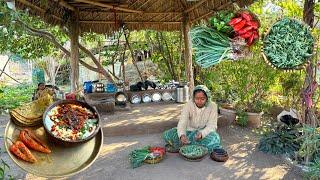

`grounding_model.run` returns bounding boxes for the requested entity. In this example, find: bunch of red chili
[149,147,165,156]
[9,129,51,163]
[229,11,260,46]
